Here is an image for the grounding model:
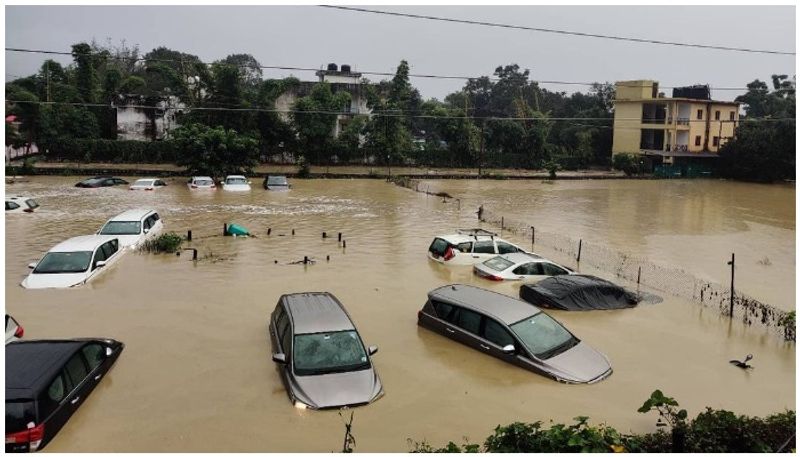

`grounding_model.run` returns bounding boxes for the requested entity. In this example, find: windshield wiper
[536,337,579,360]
